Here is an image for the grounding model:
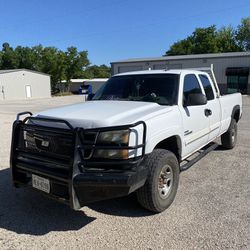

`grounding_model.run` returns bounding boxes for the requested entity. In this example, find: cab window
[183,74,202,105]
[199,74,215,100]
